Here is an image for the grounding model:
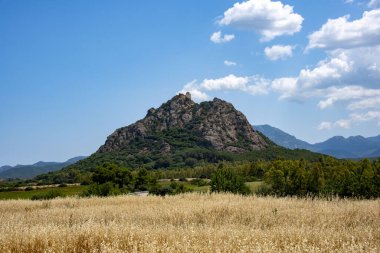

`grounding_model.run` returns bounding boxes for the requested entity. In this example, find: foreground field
[0,194,379,252]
